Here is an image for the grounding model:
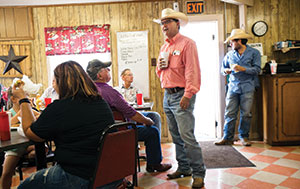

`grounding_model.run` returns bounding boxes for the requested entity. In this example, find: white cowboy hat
[153,8,188,26]
[224,29,252,43]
